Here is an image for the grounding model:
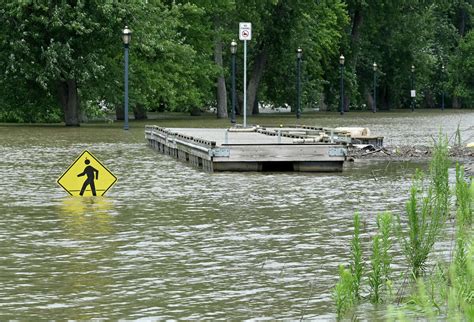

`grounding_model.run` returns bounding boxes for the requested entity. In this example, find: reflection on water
[0,111,473,320]
[58,197,115,238]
